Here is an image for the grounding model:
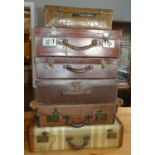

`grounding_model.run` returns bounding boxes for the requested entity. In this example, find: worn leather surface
[35,79,118,104]
[34,57,118,79]
[37,103,116,127]
[35,27,122,58]
[44,5,113,29]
